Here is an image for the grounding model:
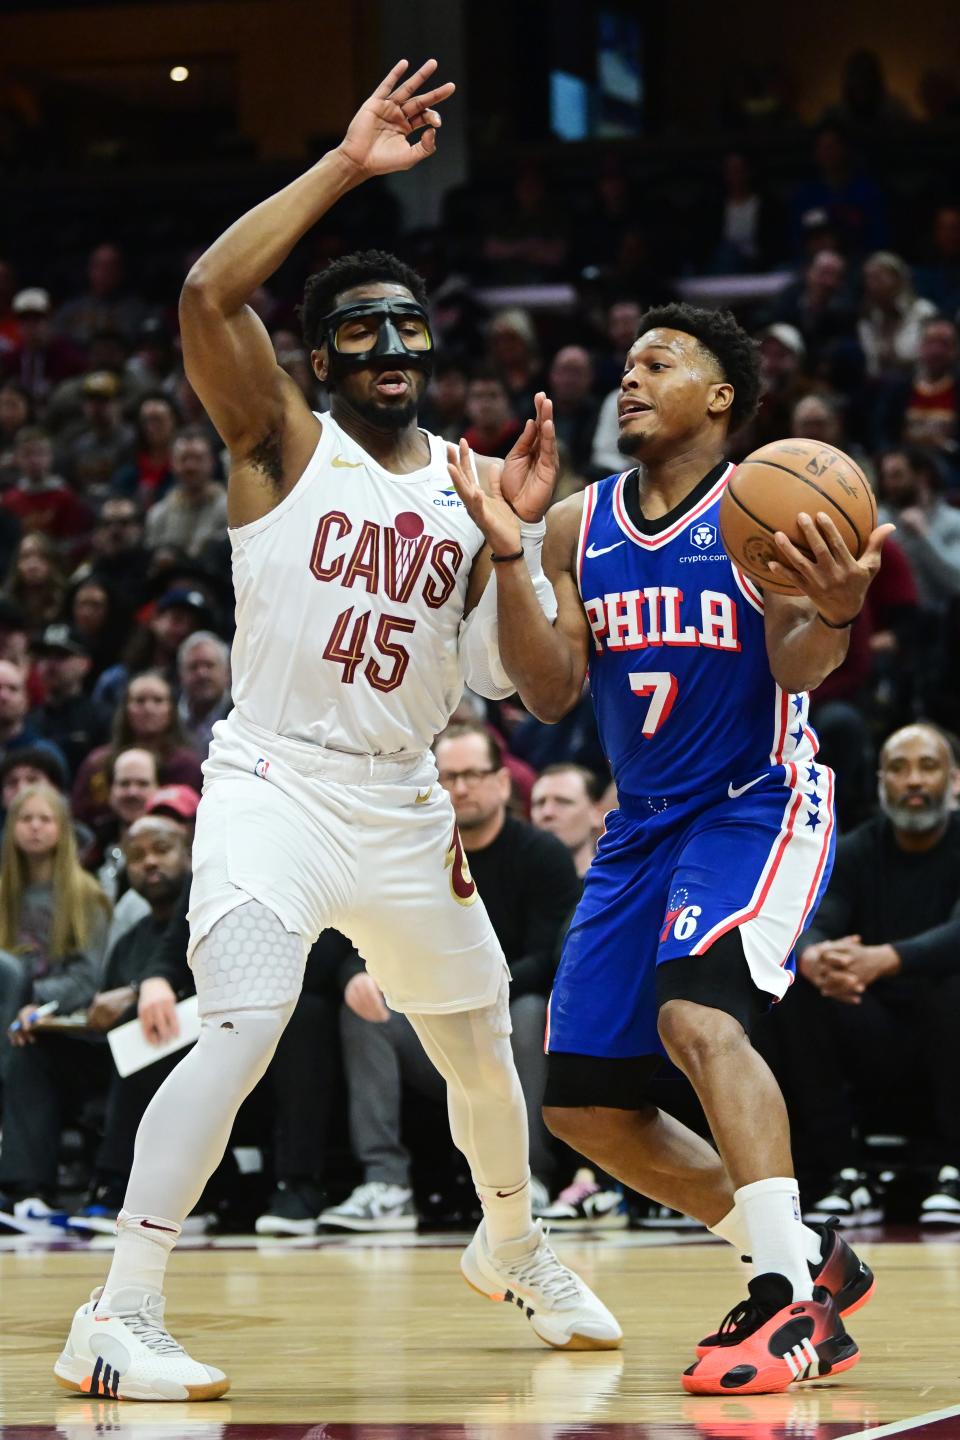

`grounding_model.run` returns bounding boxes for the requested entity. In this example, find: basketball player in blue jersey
[448,303,893,1395]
